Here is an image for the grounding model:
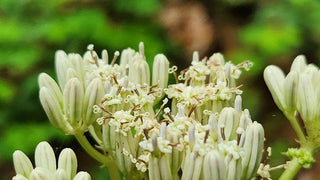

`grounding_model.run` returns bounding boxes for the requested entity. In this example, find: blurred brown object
[159,1,215,59]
